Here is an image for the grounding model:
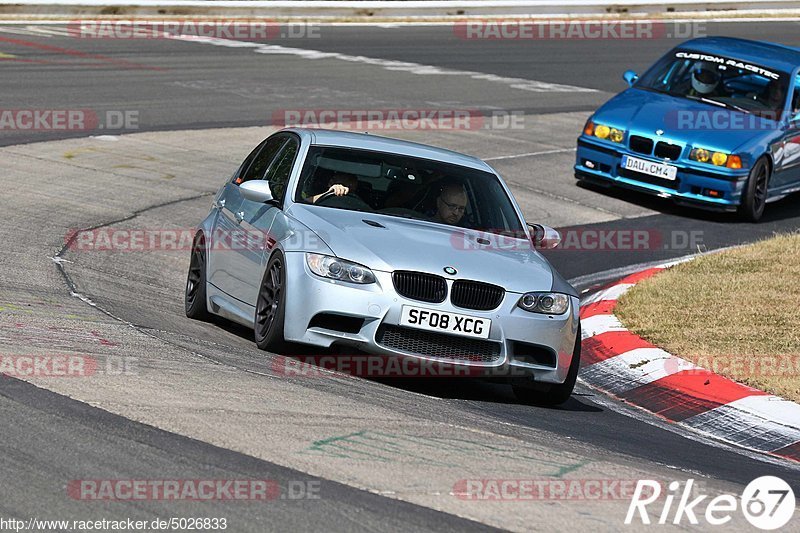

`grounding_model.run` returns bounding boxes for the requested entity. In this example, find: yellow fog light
[609,128,624,143]
[711,152,728,166]
[595,124,610,139]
